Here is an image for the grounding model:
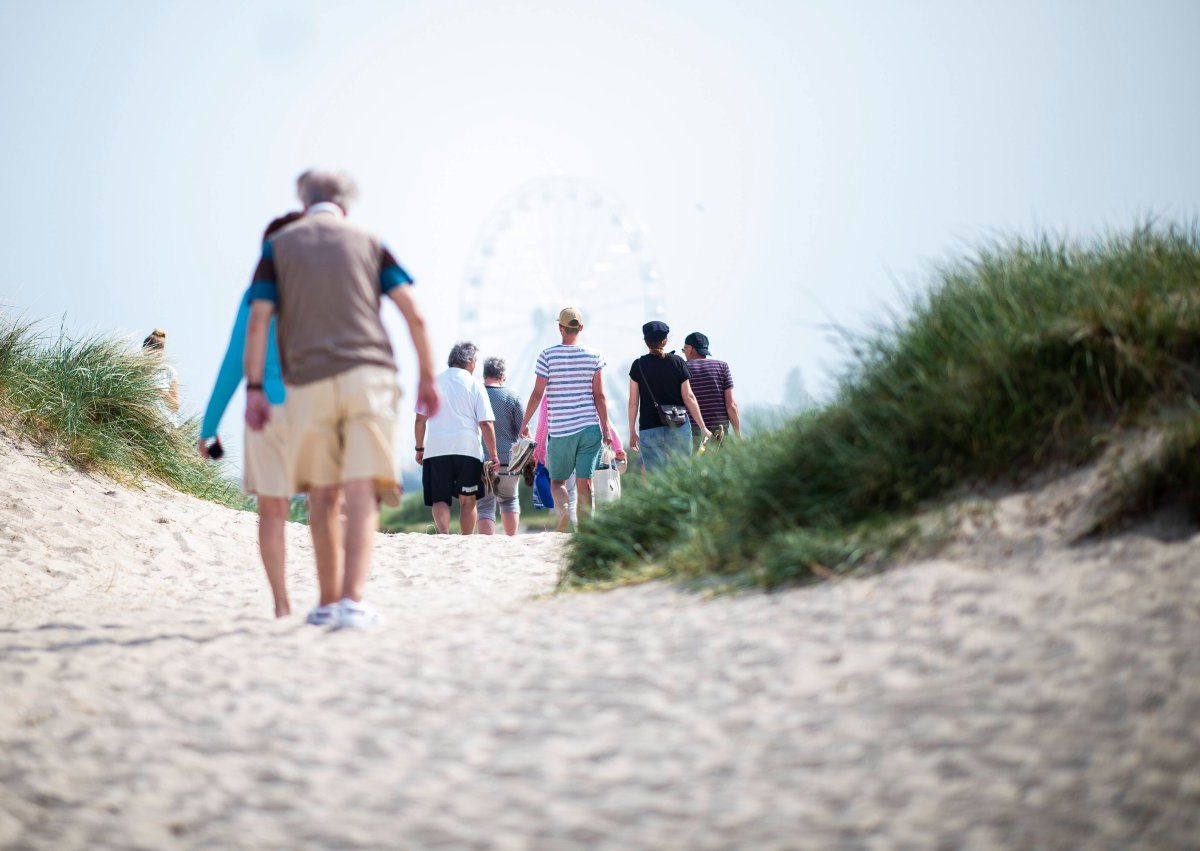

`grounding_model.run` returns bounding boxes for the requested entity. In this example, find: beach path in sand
[2,437,1199,849]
